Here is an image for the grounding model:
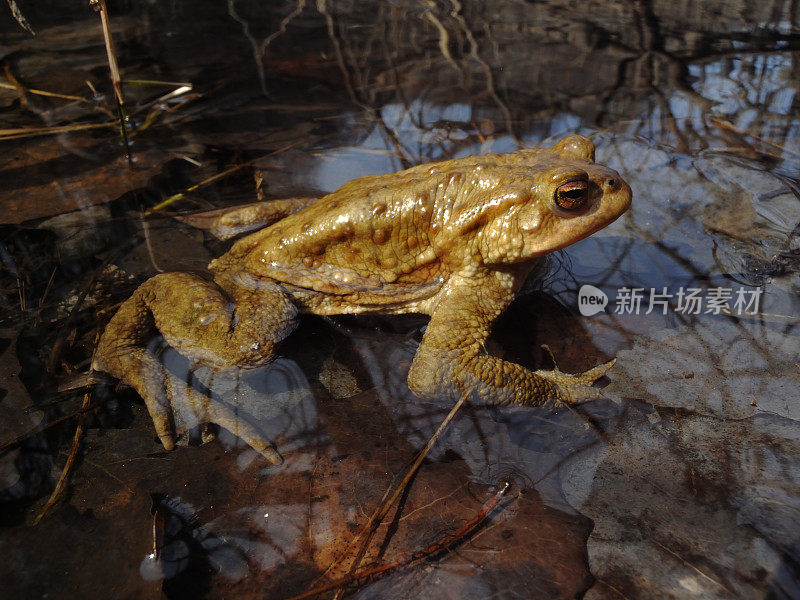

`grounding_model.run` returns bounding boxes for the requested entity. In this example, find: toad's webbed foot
[93,272,297,464]
[161,371,285,464]
[532,345,615,404]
